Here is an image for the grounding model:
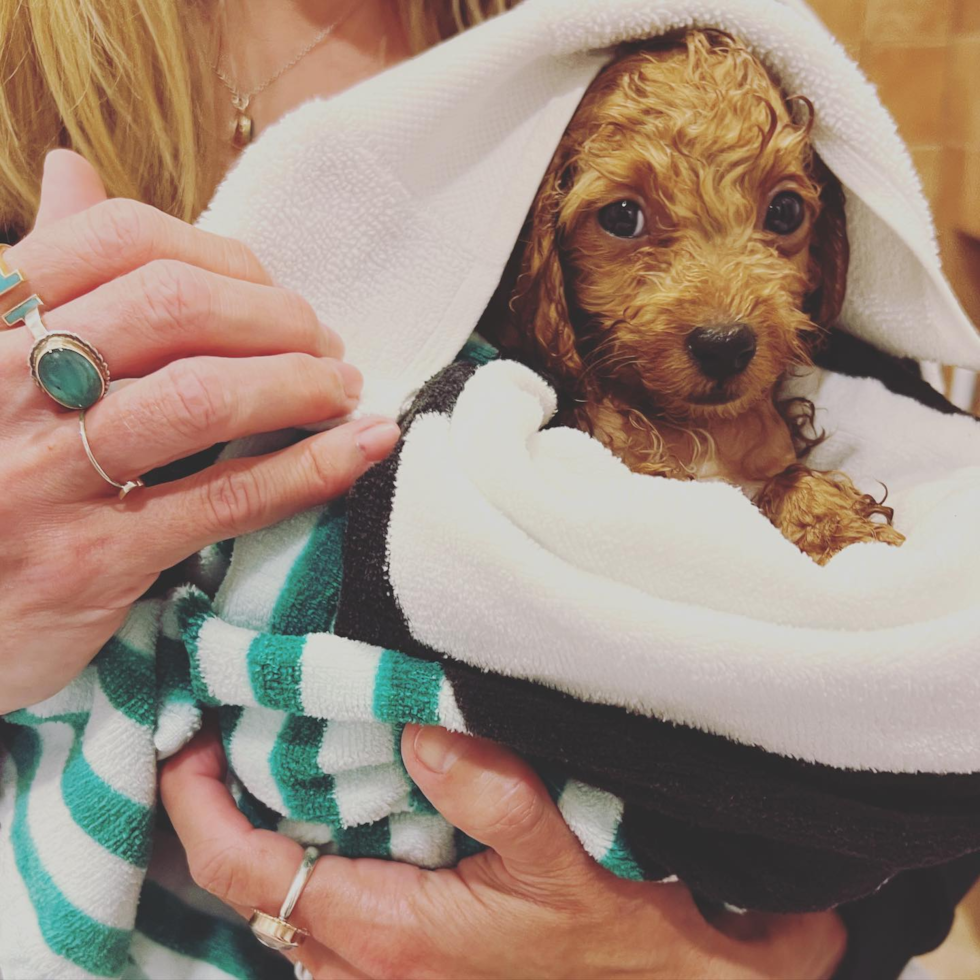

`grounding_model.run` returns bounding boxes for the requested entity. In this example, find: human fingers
[33,150,108,228]
[122,414,400,570]
[4,196,272,313]
[73,353,361,486]
[161,726,426,948]
[400,725,595,890]
[26,261,344,378]
[163,727,755,980]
